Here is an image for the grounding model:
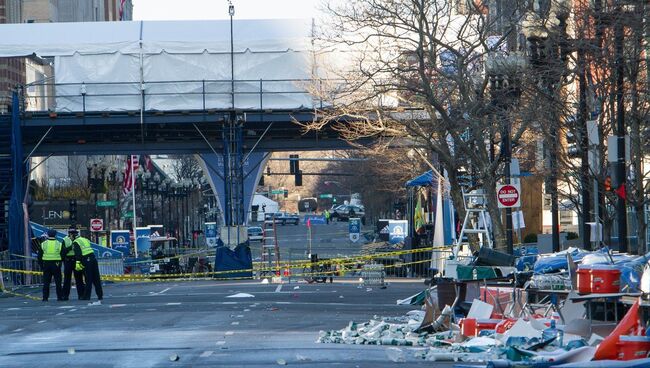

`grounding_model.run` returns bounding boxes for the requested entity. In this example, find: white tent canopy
[0,19,312,56]
[0,19,319,111]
